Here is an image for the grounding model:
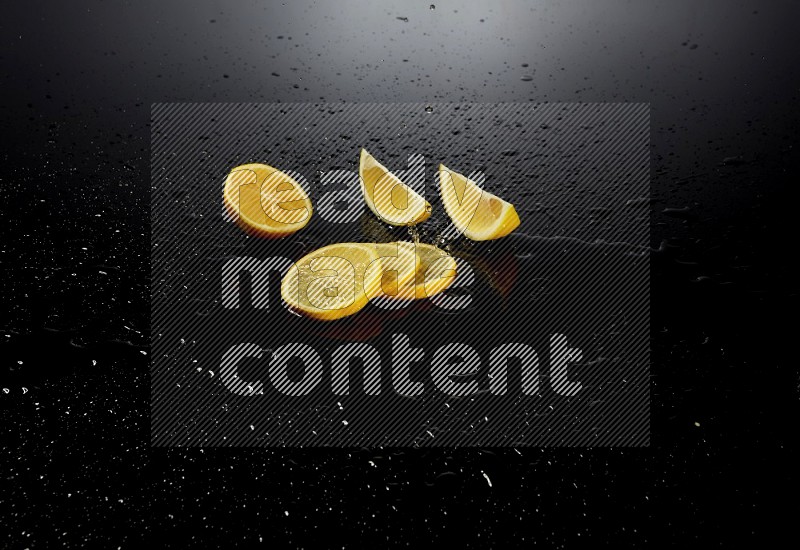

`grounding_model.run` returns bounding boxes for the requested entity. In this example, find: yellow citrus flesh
[415,243,458,299]
[438,164,521,241]
[370,241,421,301]
[281,243,382,321]
[223,163,313,238]
[359,149,431,226]
[377,242,458,300]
